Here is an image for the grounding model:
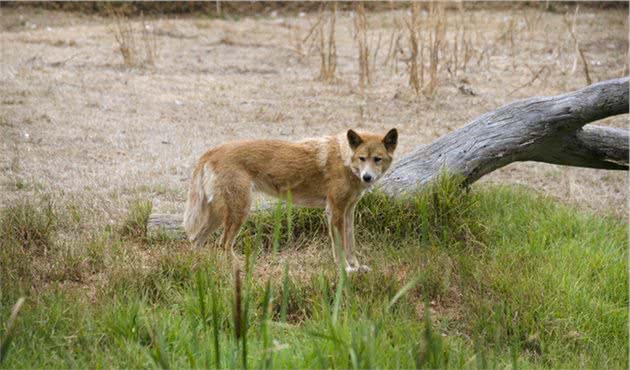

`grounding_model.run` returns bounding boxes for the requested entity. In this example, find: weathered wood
[149,77,629,232]
[378,77,629,195]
